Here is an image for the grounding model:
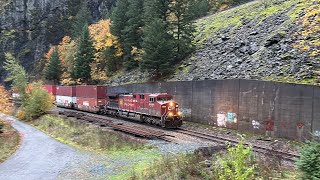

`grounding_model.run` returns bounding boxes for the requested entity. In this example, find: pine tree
[143,0,171,23]
[142,18,175,76]
[110,0,129,40]
[3,53,28,102]
[45,47,61,84]
[171,0,195,60]
[73,24,95,83]
[72,2,92,39]
[103,46,121,75]
[142,0,175,77]
[188,0,209,19]
[121,0,144,69]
